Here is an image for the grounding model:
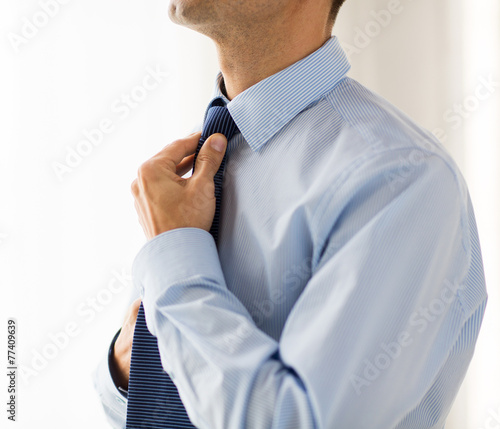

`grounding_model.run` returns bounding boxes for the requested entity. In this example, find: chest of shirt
[216,112,361,341]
